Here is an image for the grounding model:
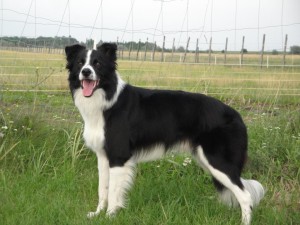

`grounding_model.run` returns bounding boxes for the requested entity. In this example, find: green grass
[0,50,300,225]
